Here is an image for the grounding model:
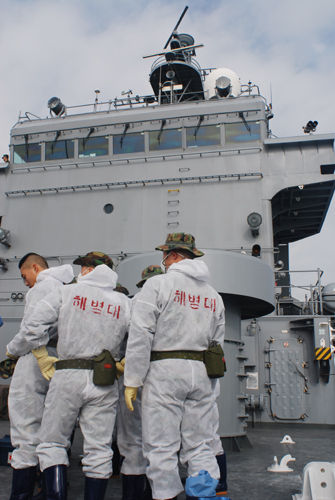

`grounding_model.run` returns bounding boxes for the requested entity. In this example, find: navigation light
[47,97,66,117]
[166,70,175,79]
[247,212,262,236]
[252,244,261,258]
[215,76,231,98]
[303,120,318,134]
